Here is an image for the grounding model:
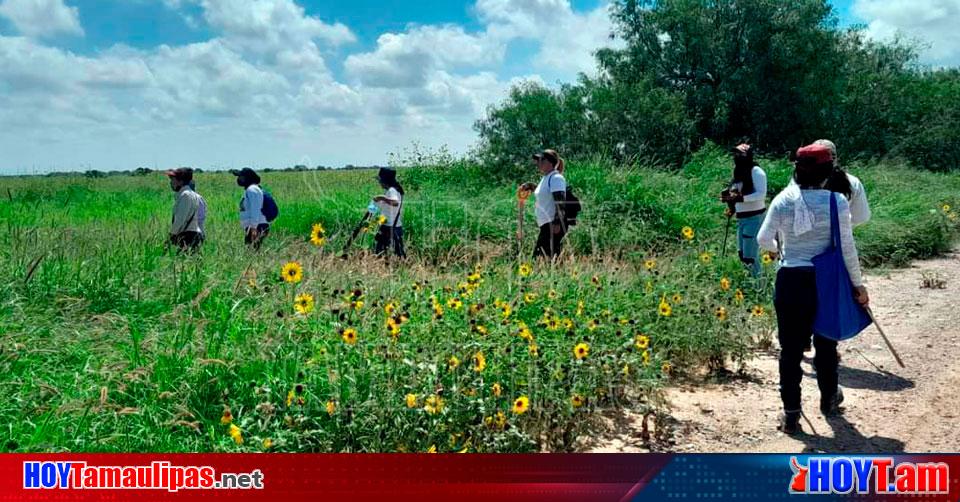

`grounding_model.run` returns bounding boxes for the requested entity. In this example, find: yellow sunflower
[762,253,774,265]
[310,223,326,247]
[518,263,533,277]
[573,342,590,360]
[942,203,952,213]
[681,226,695,241]
[715,306,728,322]
[672,293,683,304]
[228,424,243,445]
[281,262,303,284]
[500,303,512,318]
[528,343,539,357]
[446,297,463,310]
[325,400,336,416]
[524,293,538,304]
[294,293,314,315]
[644,259,657,271]
[512,395,530,415]
[635,334,650,350]
[405,393,417,409]
[699,252,713,264]
[661,362,673,375]
[571,394,585,408]
[424,395,444,415]
[448,355,460,369]
[658,299,672,317]
[734,288,745,303]
[751,305,766,317]
[341,327,358,345]
[472,352,486,373]
[384,302,397,316]
[491,382,502,397]
[720,277,731,291]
